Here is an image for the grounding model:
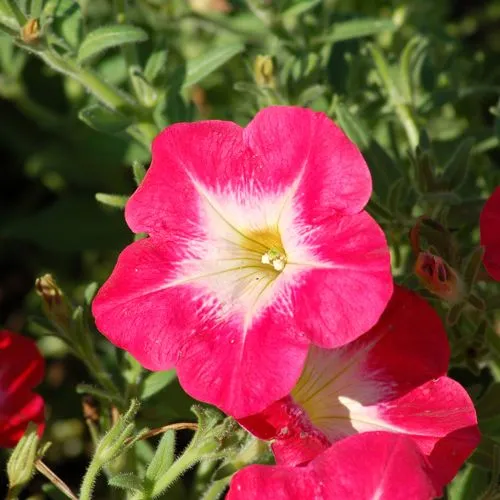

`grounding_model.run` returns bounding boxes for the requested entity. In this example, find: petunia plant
[1,0,500,499]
